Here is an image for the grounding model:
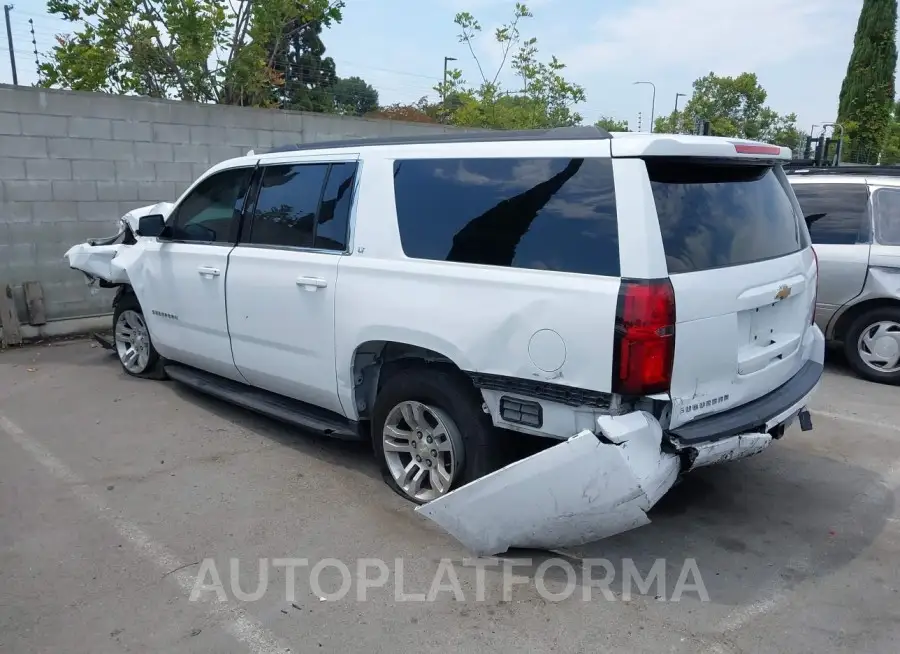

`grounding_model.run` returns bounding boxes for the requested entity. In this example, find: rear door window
[392,157,619,277]
[647,160,806,274]
[248,164,329,249]
[791,183,870,245]
[315,163,357,251]
[872,188,900,245]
